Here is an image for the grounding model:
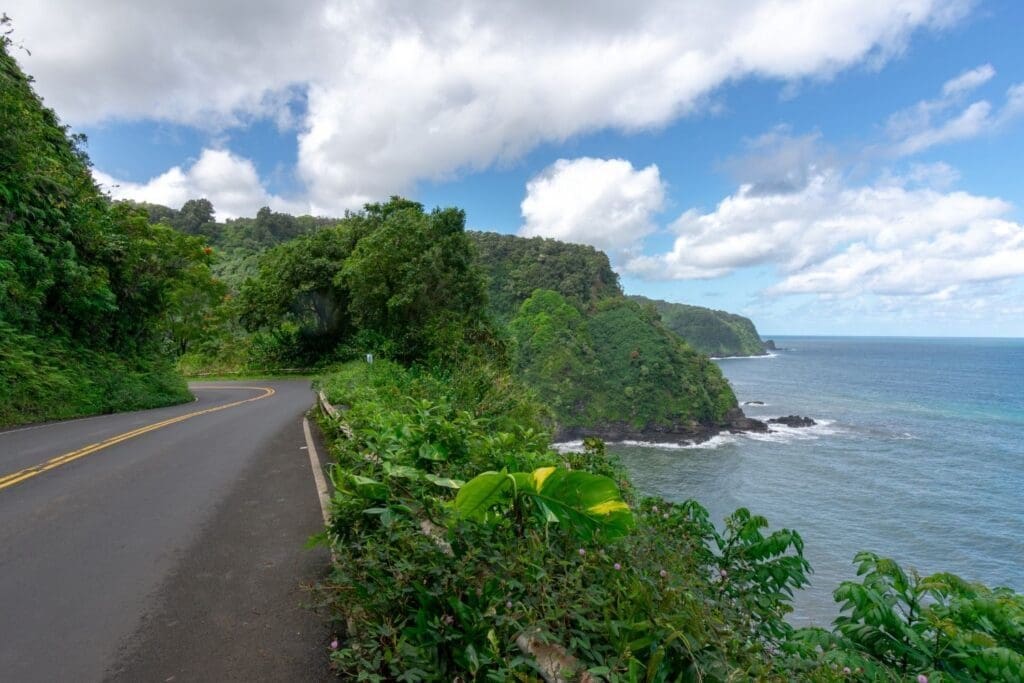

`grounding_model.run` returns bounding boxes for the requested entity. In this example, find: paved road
[0,380,332,682]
